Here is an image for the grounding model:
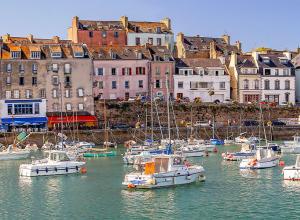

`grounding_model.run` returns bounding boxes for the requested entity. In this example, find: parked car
[111,123,132,129]
[272,120,286,126]
[243,120,259,126]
